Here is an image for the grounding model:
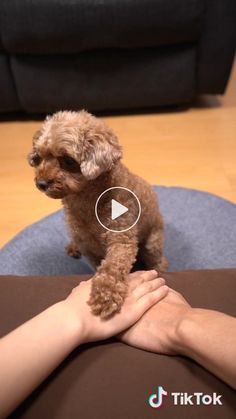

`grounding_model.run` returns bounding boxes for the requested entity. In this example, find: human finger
[128,270,159,291]
[135,285,169,314]
[132,277,165,299]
